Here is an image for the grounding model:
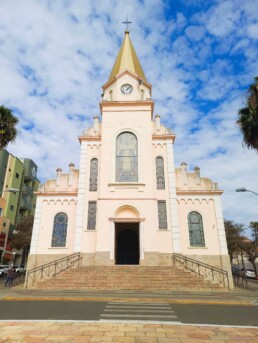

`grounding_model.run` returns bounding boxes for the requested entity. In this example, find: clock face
[121,84,133,95]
